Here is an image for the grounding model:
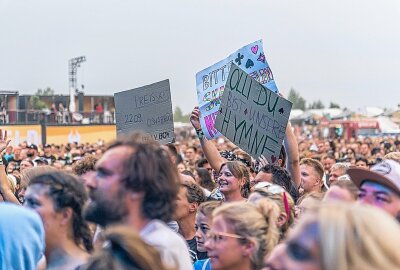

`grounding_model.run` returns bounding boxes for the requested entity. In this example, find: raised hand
[258,154,269,168]
[0,129,11,153]
[190,106,201,130]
